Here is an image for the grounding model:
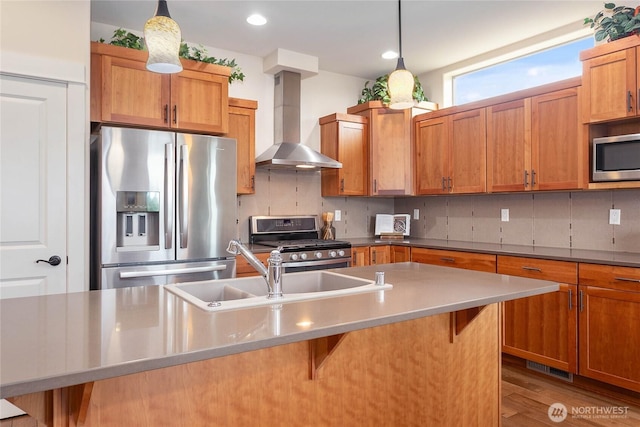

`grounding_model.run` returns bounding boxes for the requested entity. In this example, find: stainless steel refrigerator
[90,126,237,289]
